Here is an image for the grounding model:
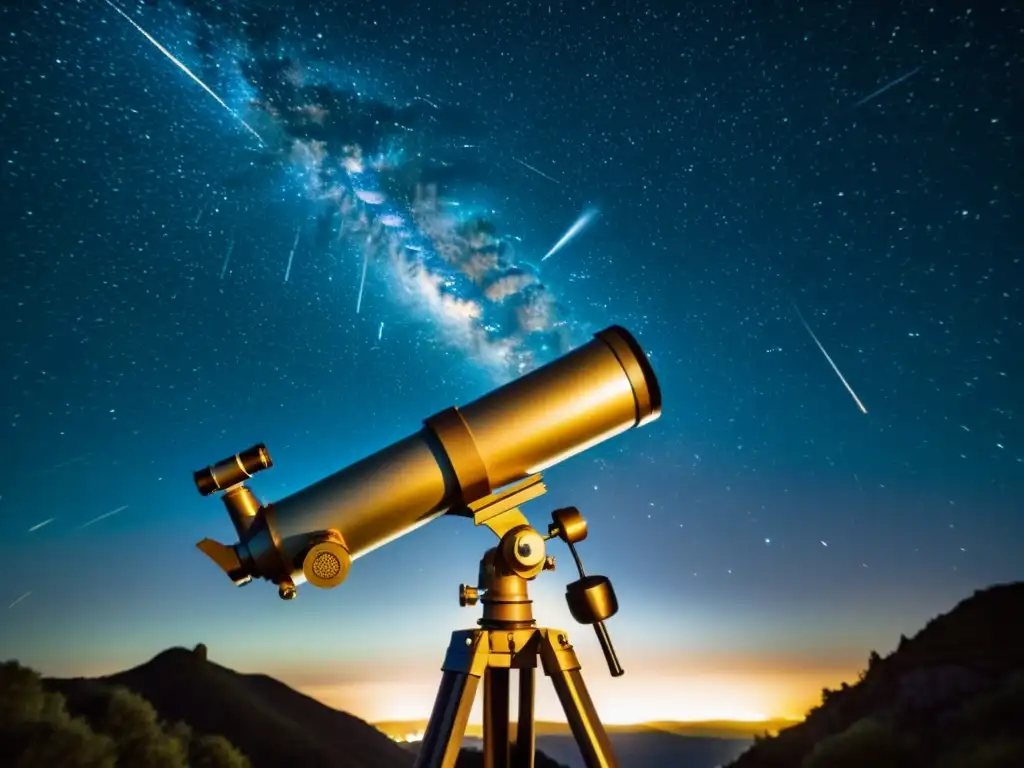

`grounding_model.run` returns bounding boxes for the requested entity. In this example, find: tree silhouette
[0,718,118,768]
[0,661,117,768]
[0,661,250,768]
[166,720,193,753]
[92,687,188,768]
[0,660,69,724]
[191,734,252,768]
